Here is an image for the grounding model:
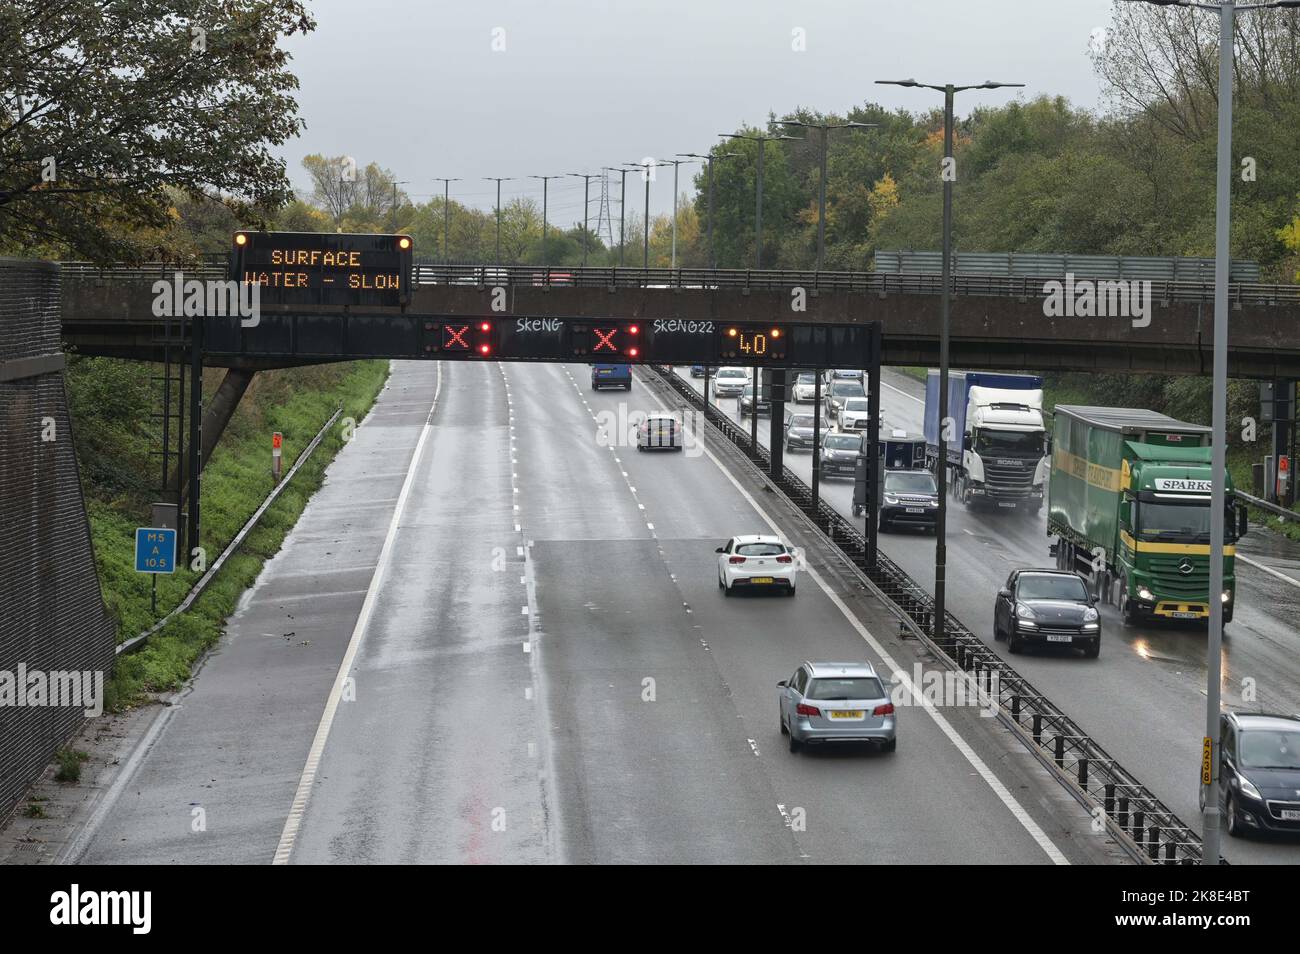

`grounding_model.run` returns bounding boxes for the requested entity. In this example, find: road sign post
[135,527,177,575]
[272,431,283,483]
